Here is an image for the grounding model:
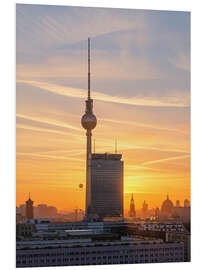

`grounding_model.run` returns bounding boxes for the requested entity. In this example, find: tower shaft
[86,129,92,216]
[86,38,92,219]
